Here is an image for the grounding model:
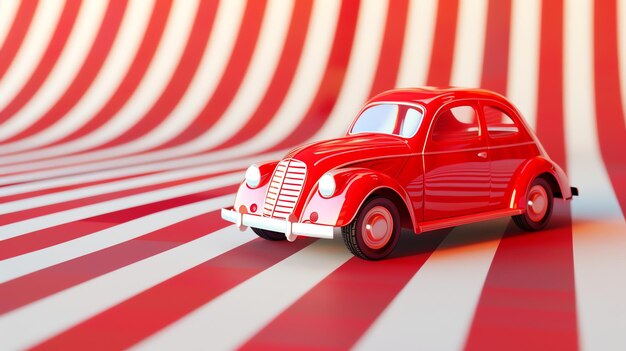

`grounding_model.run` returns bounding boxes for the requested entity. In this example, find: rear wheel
[512,177,554,231]
[252,227,286,241]
[342,197,401,260]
